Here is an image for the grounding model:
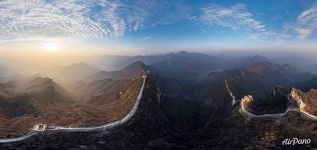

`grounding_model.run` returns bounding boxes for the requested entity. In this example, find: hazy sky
[0,0,317,55]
